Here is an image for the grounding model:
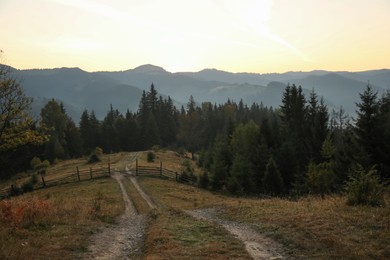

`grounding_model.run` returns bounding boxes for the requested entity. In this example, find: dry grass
[139,177,390,259]
[2,151,389,259]
[144,208,251,260]
[0,155,125,259]
[0,152,126,192]
[143,198,250,259]
[225,194,390,259]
